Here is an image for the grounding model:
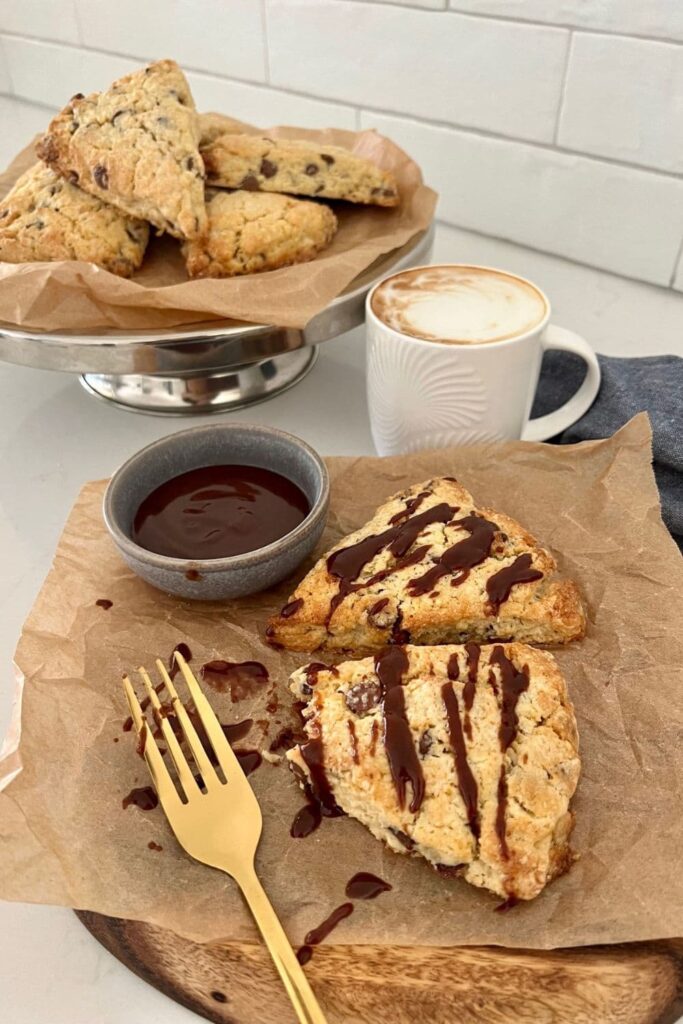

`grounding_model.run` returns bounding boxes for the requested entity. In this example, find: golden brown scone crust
[37,59,206,240]
[268,478,586,652]
[202,133,399,206]
[0,162,149,276]
[288,643,580,901]
[182,189,337,278]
